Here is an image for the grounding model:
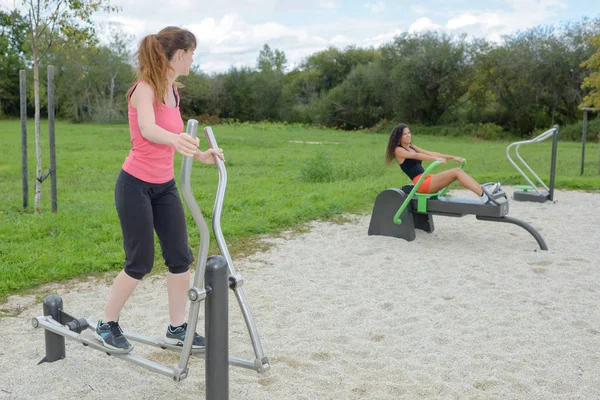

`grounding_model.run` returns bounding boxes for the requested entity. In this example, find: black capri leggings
[115,169,194,280]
